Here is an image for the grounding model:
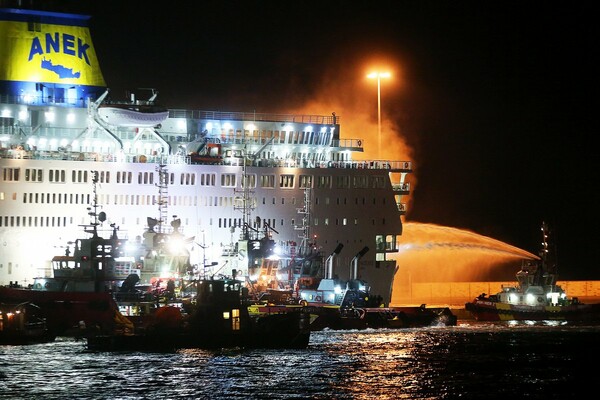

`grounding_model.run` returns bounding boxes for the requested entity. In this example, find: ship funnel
[325,244,344,279]
[350,246,369,280]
